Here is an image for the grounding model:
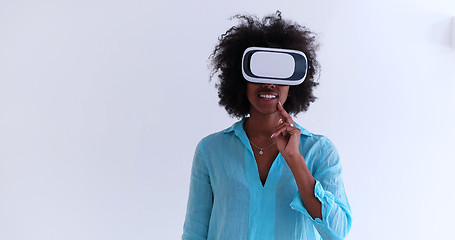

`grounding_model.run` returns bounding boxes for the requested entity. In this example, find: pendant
[259,150,263,155]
